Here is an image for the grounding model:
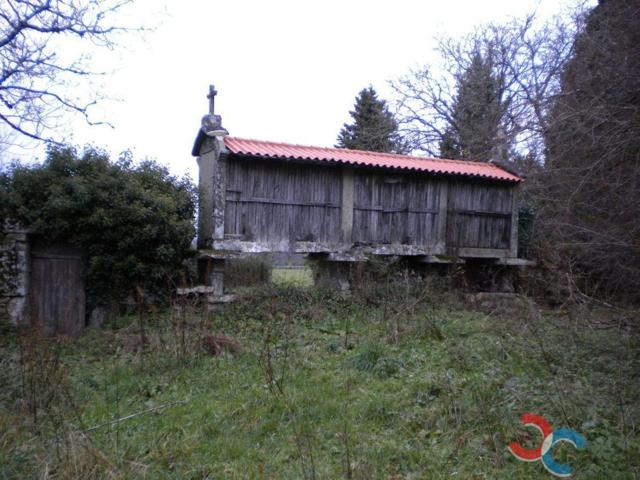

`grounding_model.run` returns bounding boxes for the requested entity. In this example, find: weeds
[17,328,69,427]
[258,306,317,480]
[0,279,638,478]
